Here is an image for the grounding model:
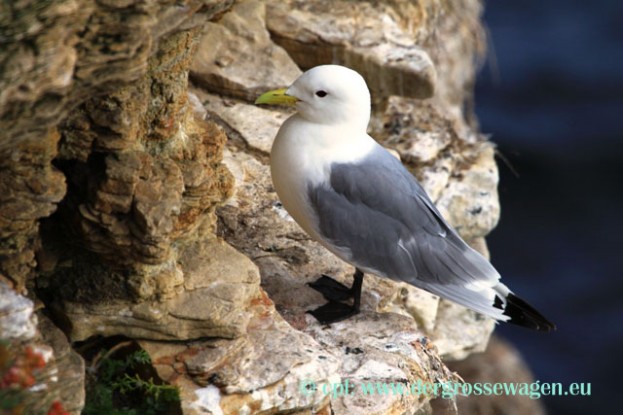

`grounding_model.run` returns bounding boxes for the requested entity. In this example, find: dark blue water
[476,1,623,414]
